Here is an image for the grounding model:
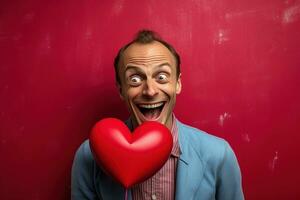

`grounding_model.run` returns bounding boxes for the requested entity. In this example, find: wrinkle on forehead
[123,41,175,64]
[127,55,170,66]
